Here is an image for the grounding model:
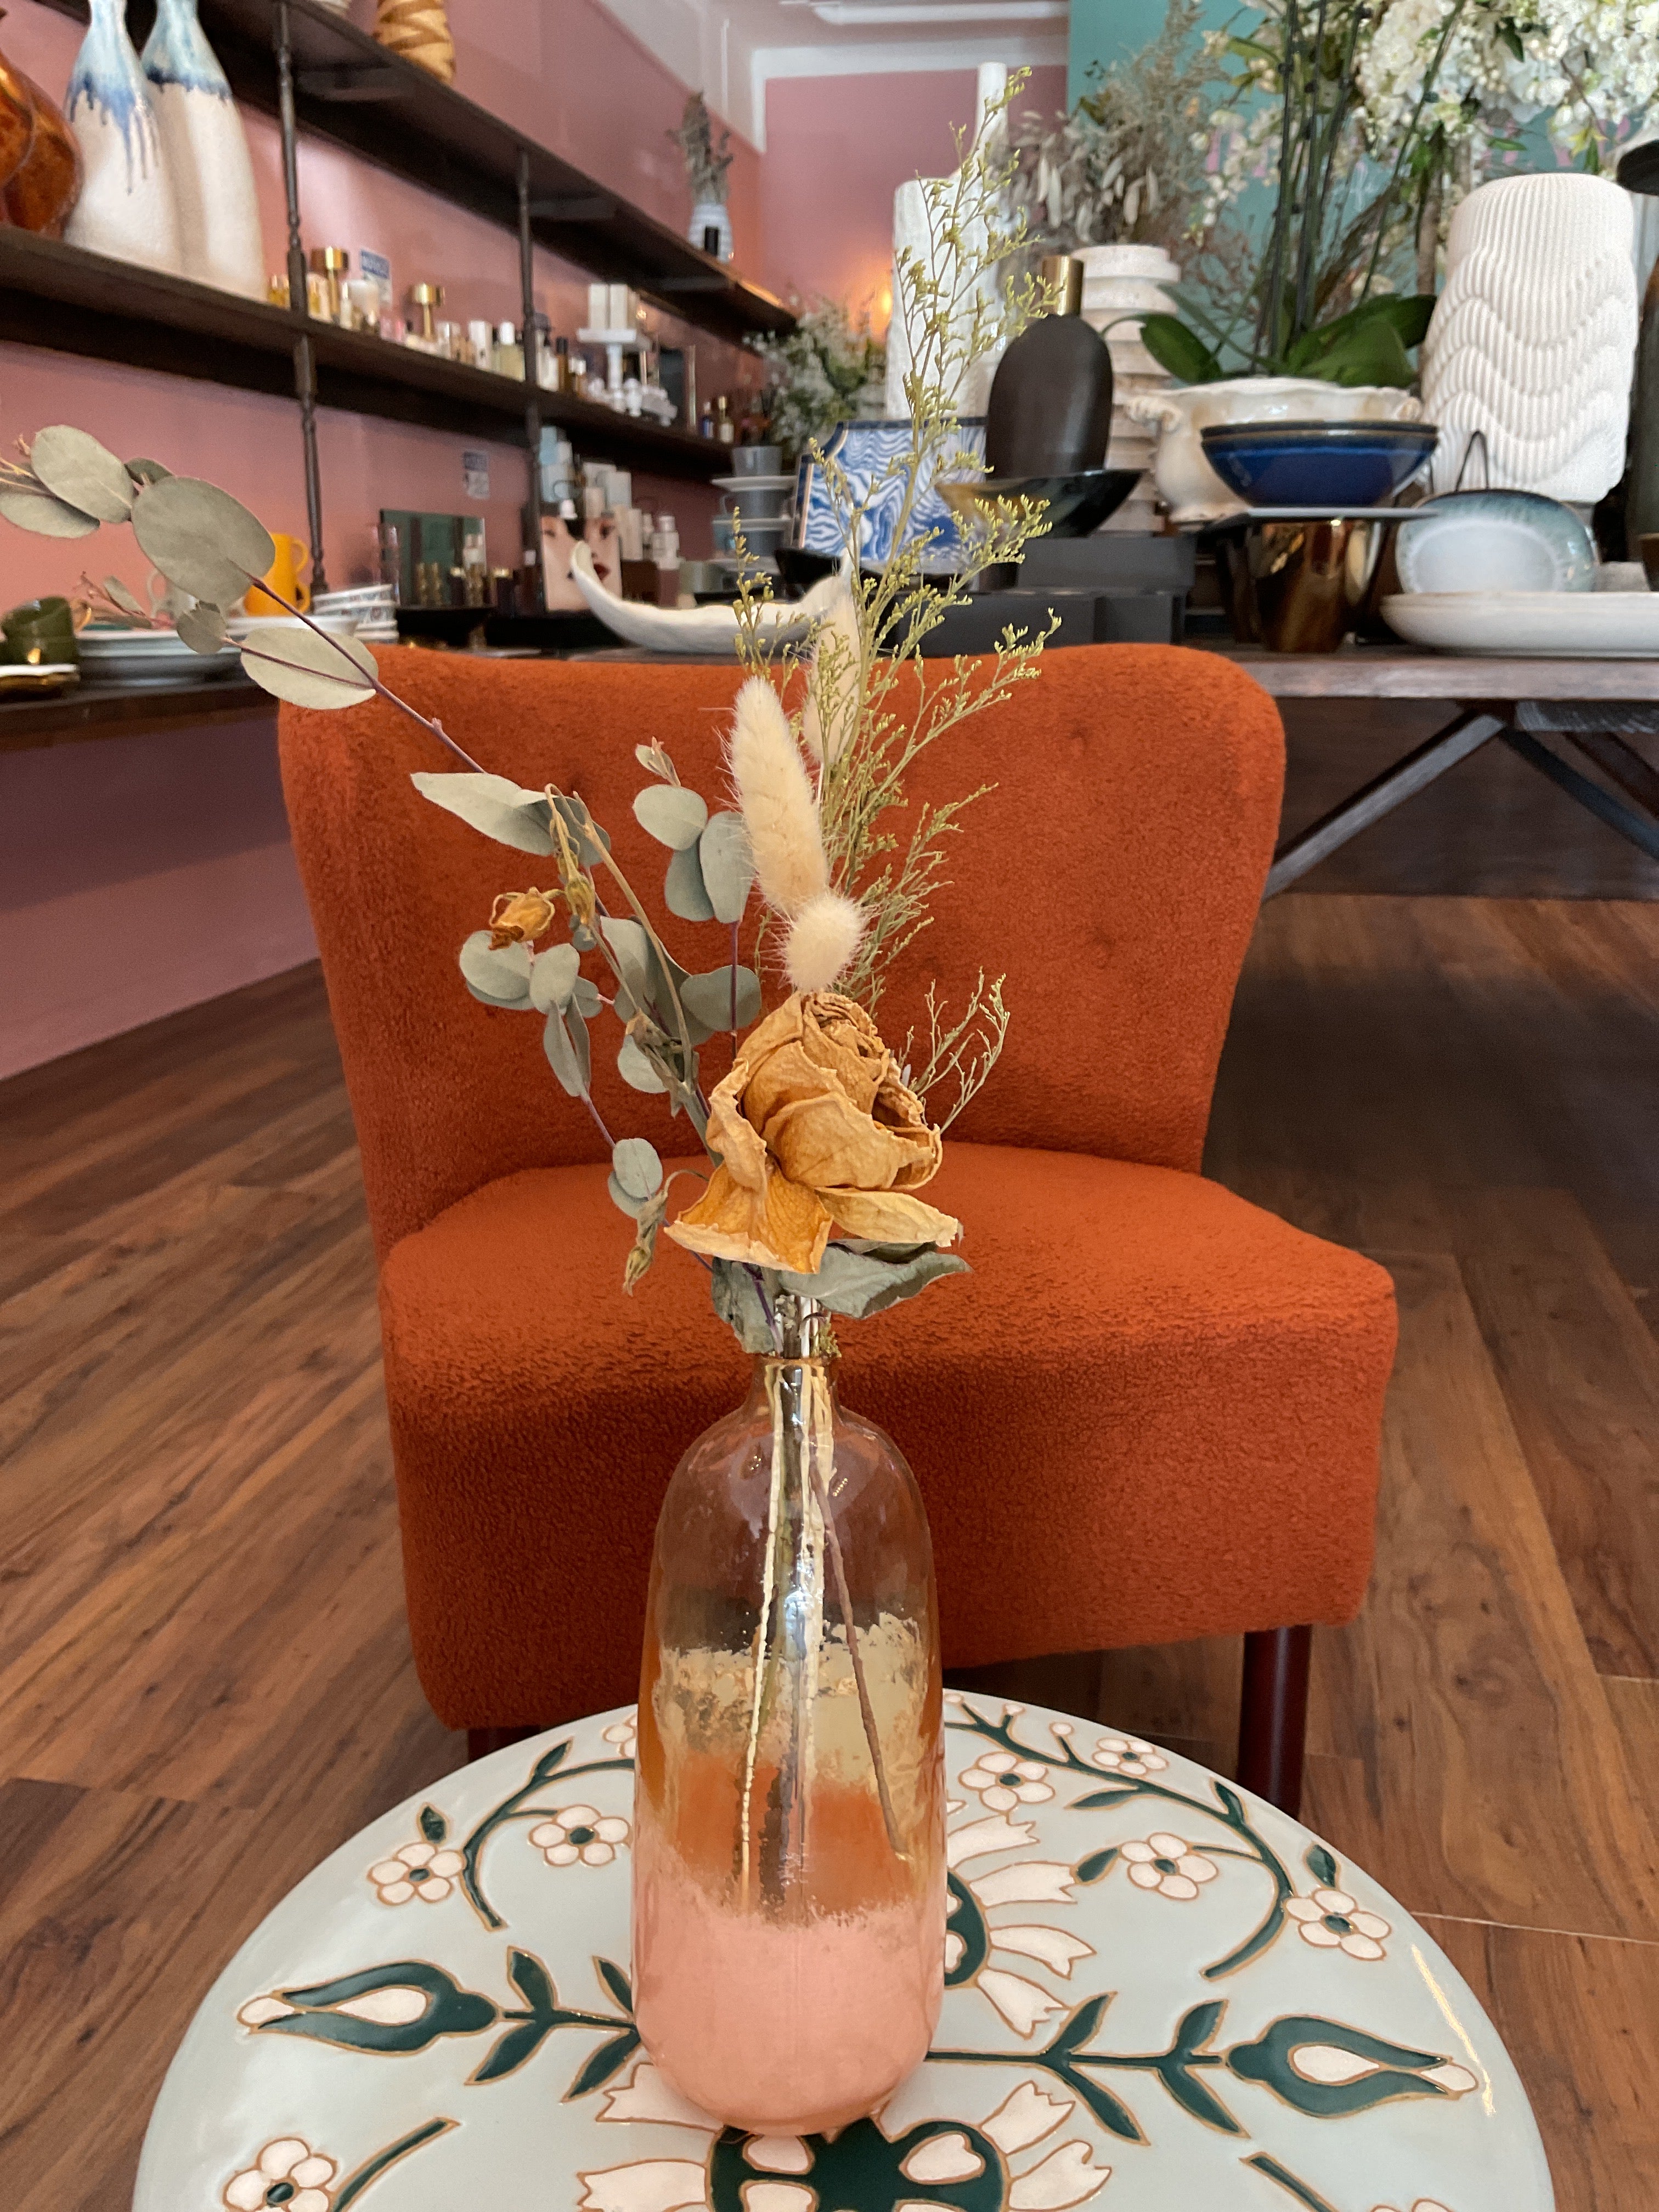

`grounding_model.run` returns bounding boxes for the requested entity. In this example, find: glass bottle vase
[633,1294,945,2134]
